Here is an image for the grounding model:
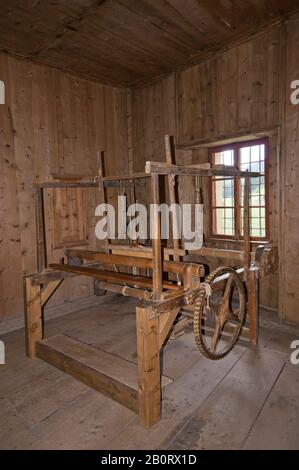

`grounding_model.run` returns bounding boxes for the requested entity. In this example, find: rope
[200,281,212,310]
[122,286,129,296]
